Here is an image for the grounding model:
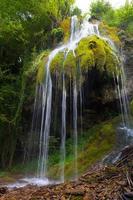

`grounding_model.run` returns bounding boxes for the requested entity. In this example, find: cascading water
[116,64,133,137]
[60,71,67,182]
[73,78,78,180]
[31,16,103,182]
[28,16,132,185]
[113,49,133,138]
